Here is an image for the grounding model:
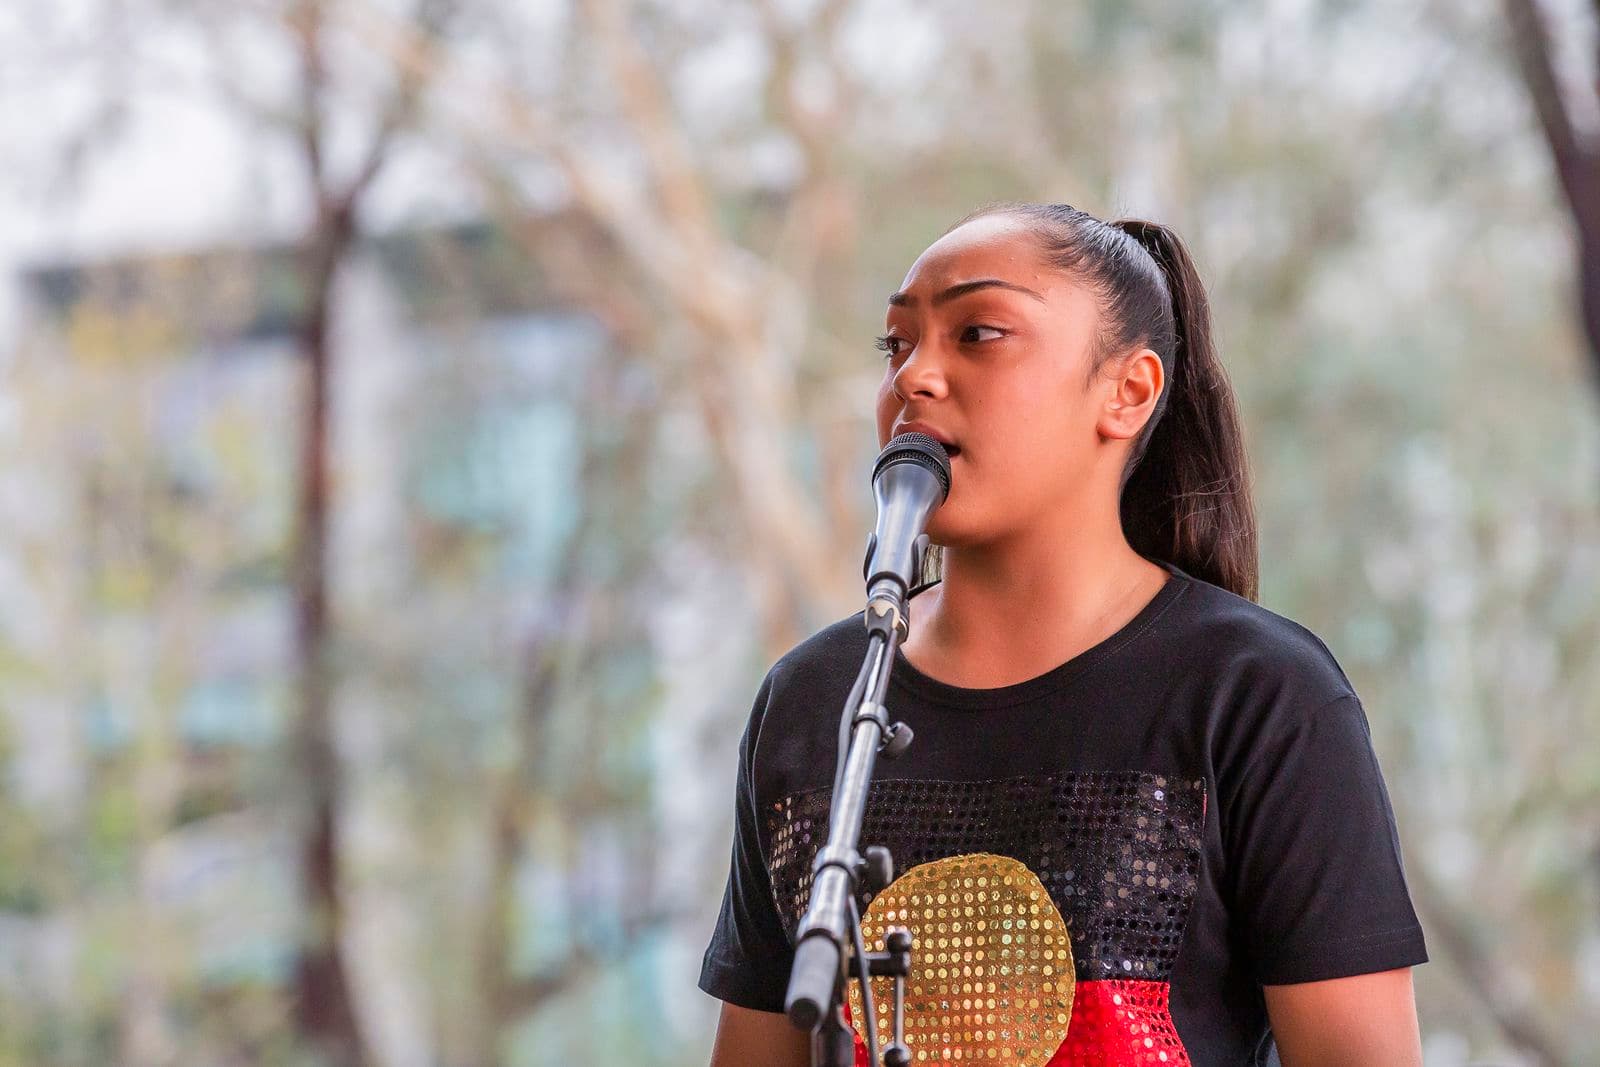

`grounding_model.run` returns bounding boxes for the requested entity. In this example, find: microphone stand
[783,535,931,1067]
